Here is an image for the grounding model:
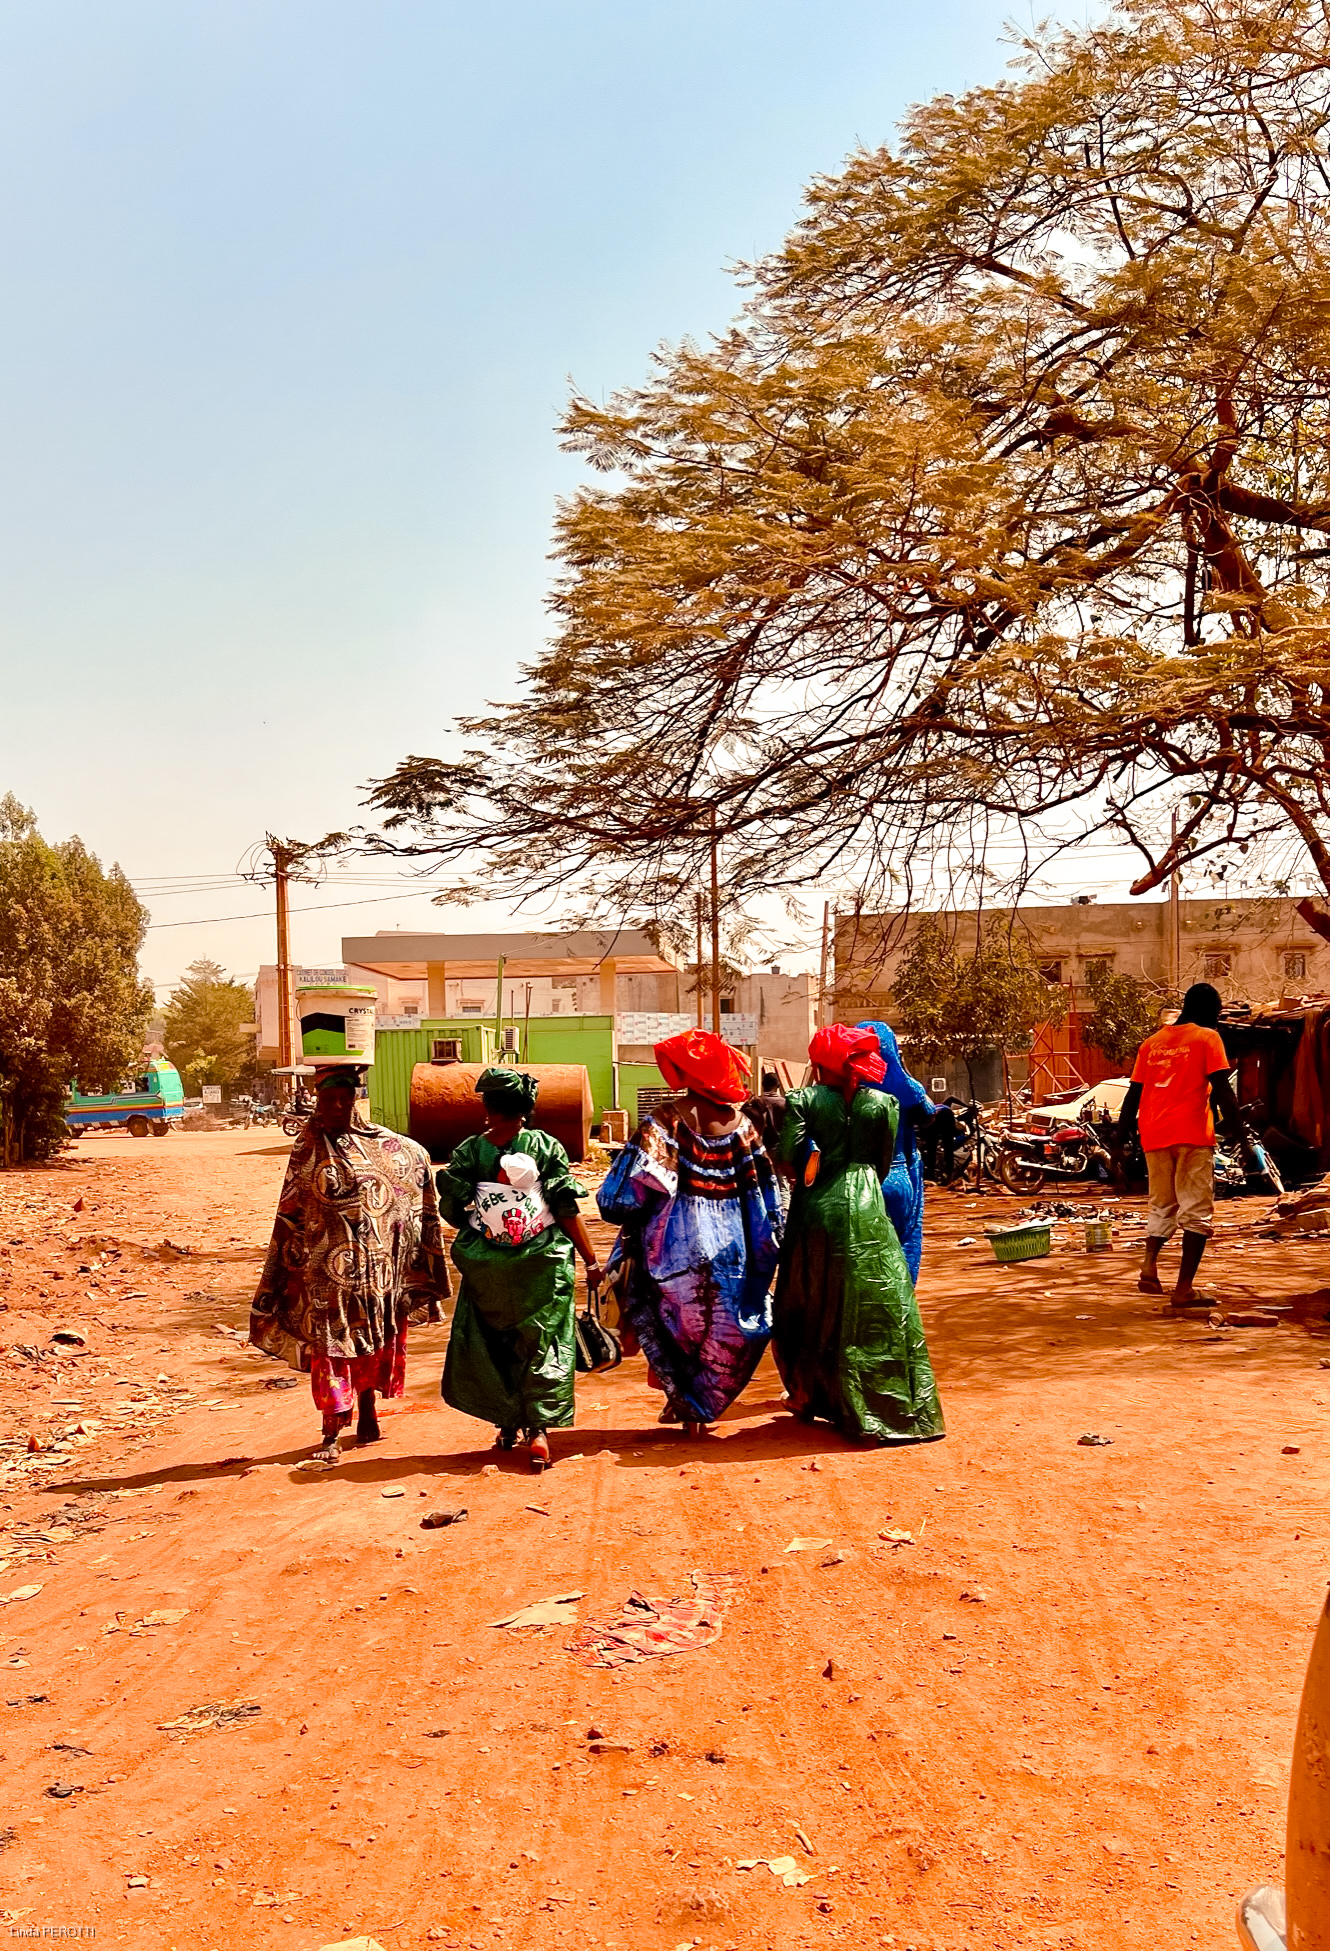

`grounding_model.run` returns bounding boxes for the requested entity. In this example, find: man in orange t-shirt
[1118,983,1246,1307]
